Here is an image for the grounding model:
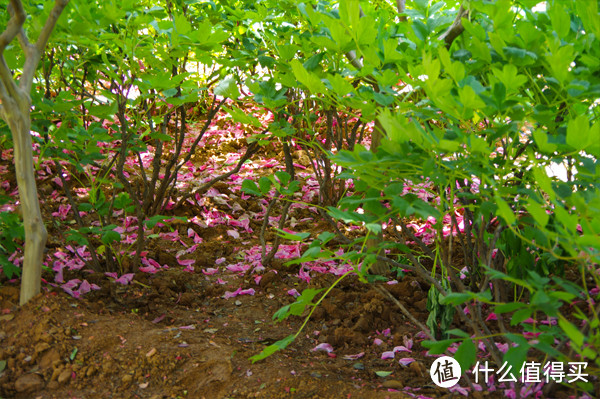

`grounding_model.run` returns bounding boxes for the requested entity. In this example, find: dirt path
[0,268,468,399]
